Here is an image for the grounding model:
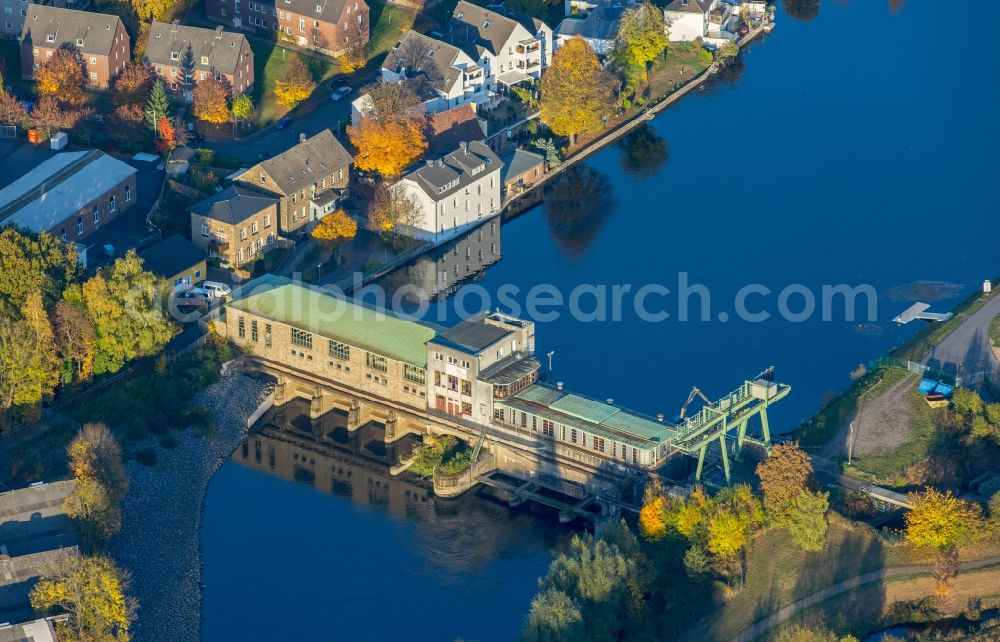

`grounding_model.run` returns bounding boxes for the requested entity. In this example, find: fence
[868,357,956,385]
[0,125,16,138]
